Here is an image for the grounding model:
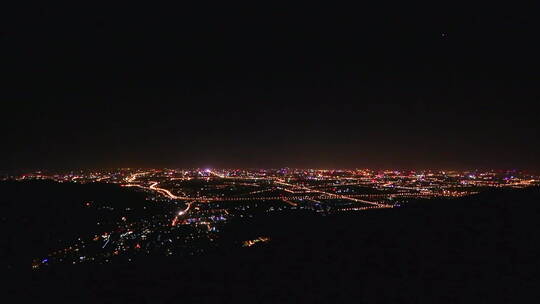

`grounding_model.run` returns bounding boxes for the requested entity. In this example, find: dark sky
[3,3,540,171]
